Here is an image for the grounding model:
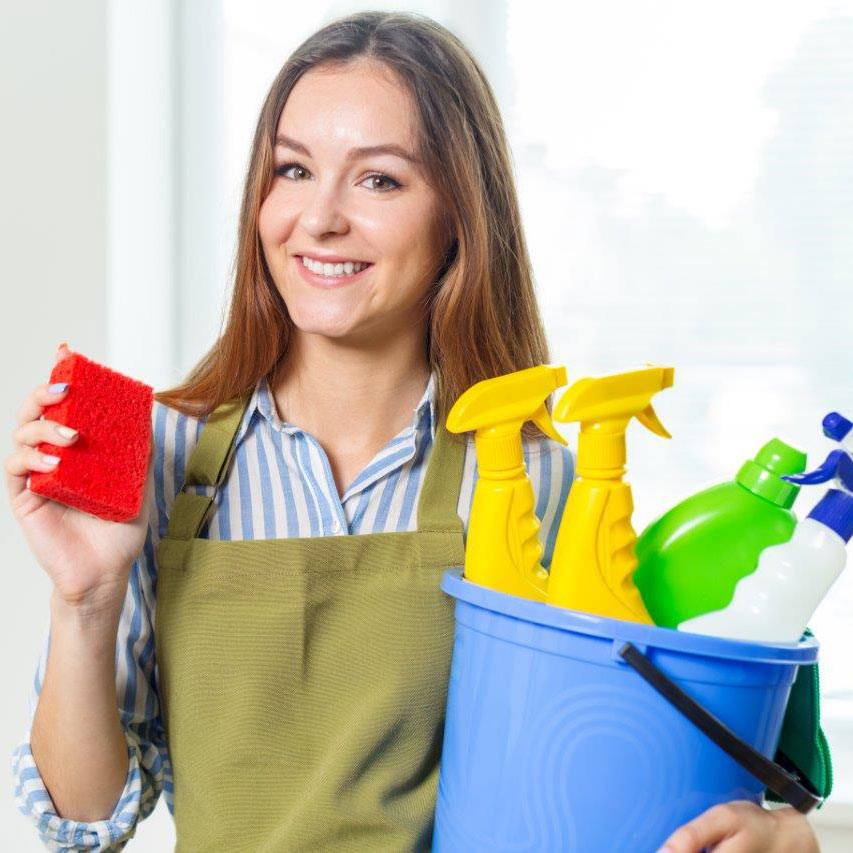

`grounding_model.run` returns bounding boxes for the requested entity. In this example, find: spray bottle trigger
[531,402,568,446]
[837,453,853,493]
[782,450,847,486]
[636,403,672,439]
